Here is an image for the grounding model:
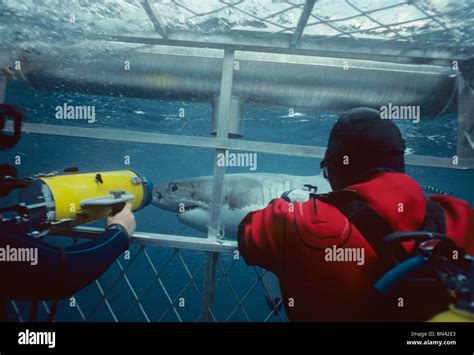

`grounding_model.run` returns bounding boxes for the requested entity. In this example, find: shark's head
[152,177,215,233]
[152,177,215,212]
[152,173,330,237]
